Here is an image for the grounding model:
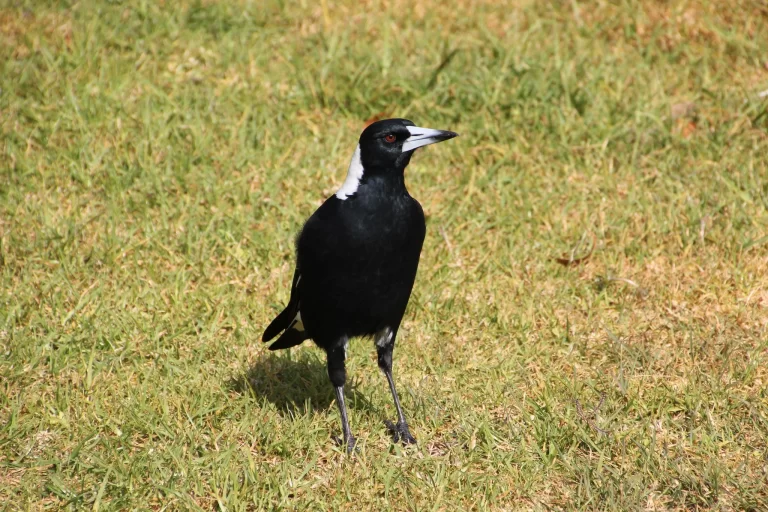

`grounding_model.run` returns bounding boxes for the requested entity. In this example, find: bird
[262,118,458,452]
